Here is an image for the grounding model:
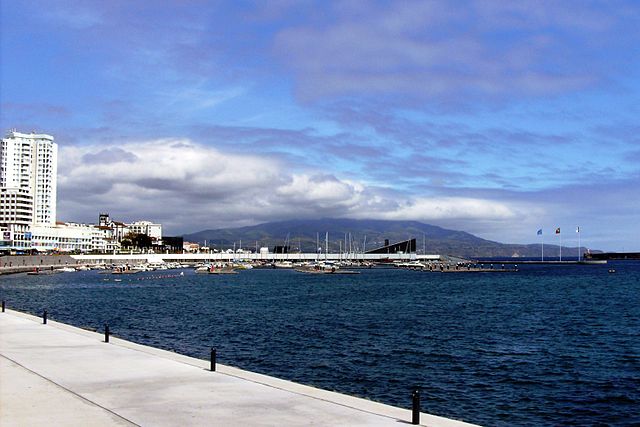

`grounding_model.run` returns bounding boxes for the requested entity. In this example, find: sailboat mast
[325,232,328,260]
